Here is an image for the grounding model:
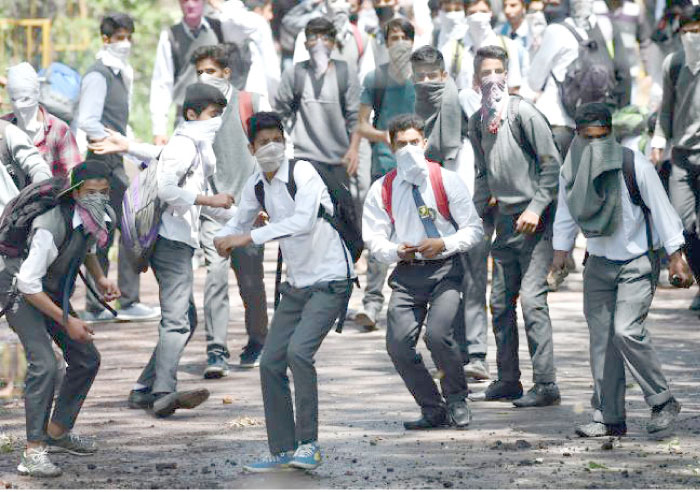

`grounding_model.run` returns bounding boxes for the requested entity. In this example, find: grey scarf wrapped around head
[415,77,464,164]
[561,135,622,238]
